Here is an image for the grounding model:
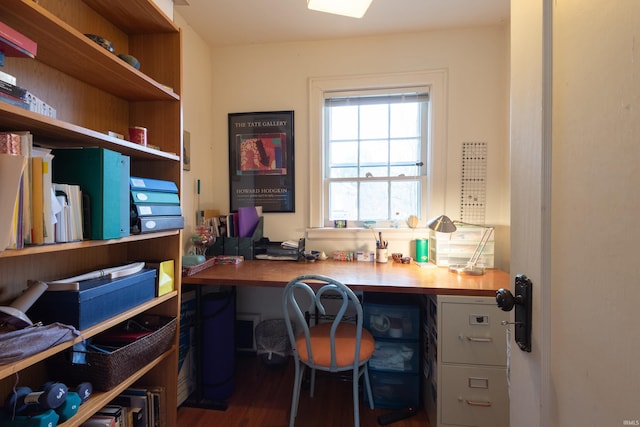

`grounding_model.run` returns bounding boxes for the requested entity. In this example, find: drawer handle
[462,335,493,343]
[463,399,493,407]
